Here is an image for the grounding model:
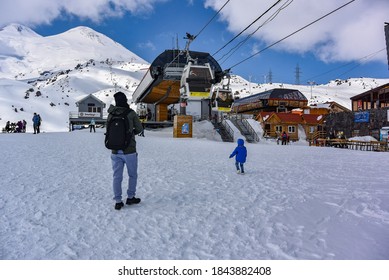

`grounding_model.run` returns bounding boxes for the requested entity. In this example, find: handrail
[228,113,259,142]
[221,119,234,140]
[314,138,388,152]
[309,130,326,141]
[242,118,259,142]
